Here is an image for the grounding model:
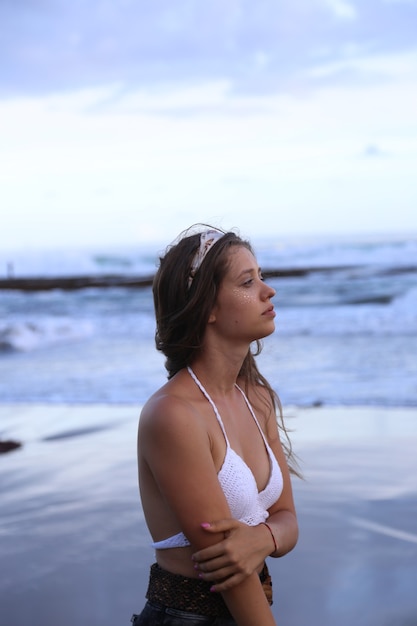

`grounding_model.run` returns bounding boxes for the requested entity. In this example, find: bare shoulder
[140,389,198,430]
[139,381,209,456]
